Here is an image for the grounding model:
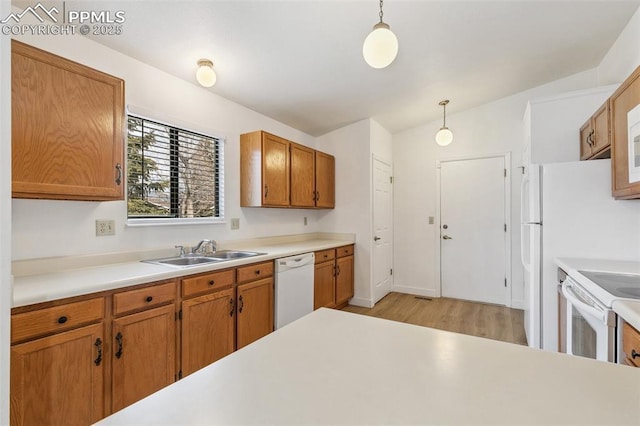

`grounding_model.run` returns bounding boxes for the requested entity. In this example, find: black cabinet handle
[94,338,103,366]
[264,185,269,198]
[229,297,235,317]
[146,296,153,303]
[209,280,215,286]
[238,295,244,313]
[336,265,341,276]
[57,316,68,324]
[255,270,261,275]
[115,163,122,185]
[632,349,640,359]
[115,332,123,359]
